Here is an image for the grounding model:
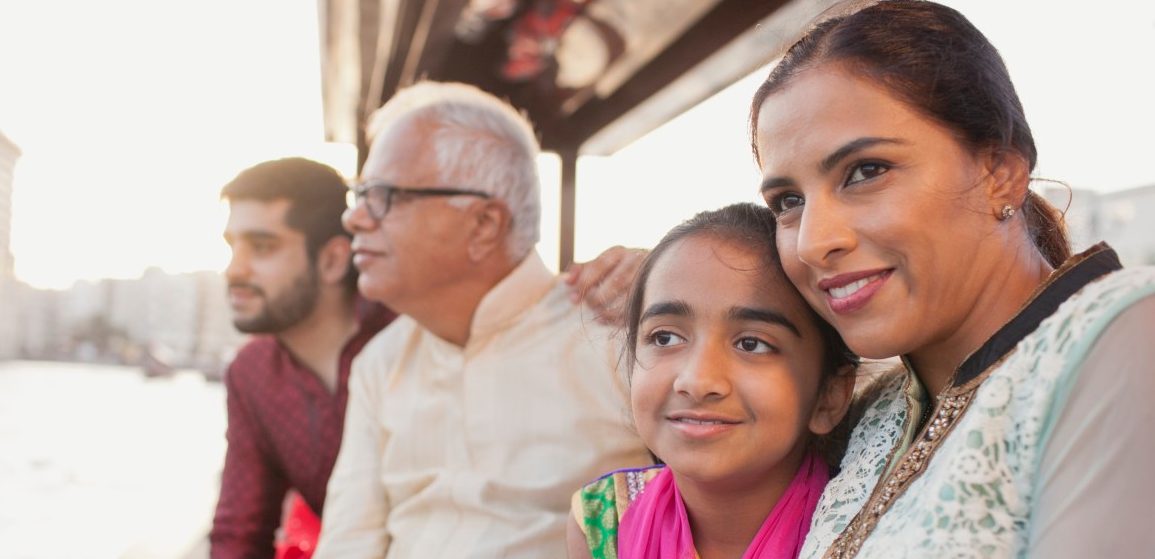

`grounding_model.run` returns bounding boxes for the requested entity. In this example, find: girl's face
[754,65,1007,360]
[631,234,841,490]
